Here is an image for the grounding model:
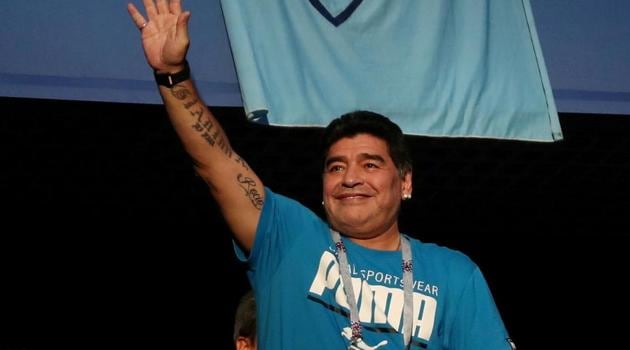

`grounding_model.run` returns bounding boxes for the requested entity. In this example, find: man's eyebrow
[359,153,386,163]
[324,155,347,167]
[325,153,387,167]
